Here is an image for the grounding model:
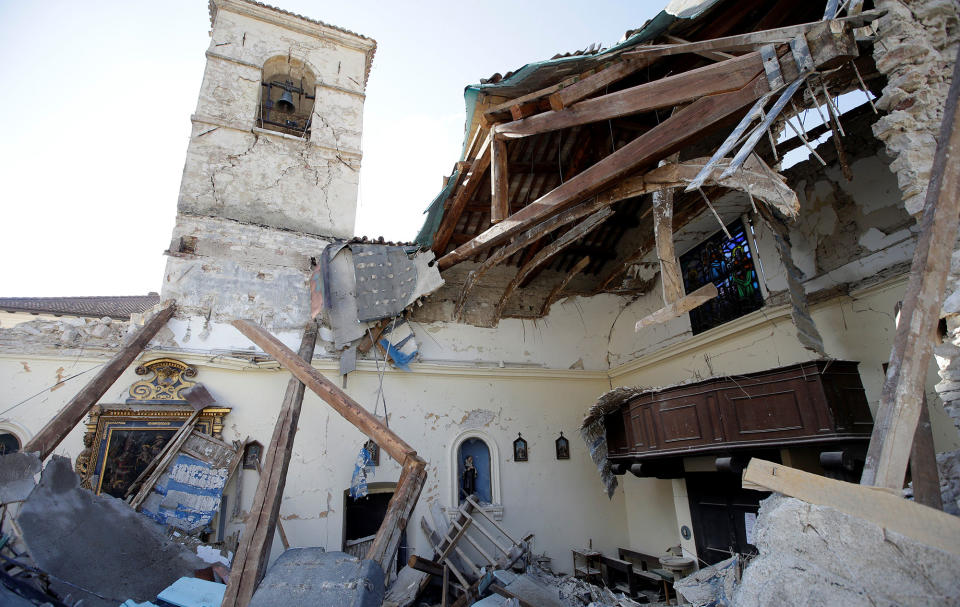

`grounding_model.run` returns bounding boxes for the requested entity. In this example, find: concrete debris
[248,548,385,607]
[674,555,739,607]
[0,451,42,504]
[937,448,960,515]
[16,456,204,607]
[734,494,960,607]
